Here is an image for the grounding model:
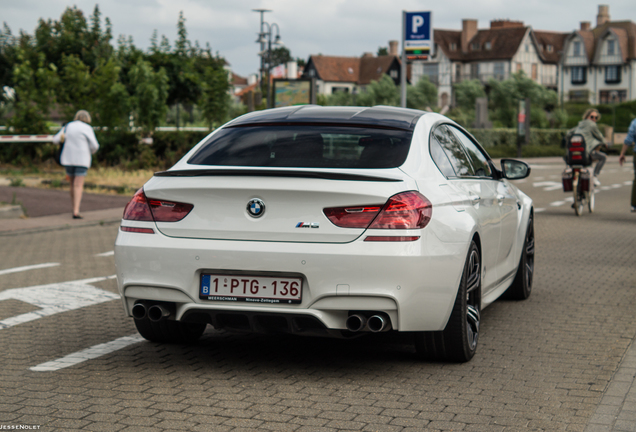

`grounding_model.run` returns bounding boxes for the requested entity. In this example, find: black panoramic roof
[227,105,426,131]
